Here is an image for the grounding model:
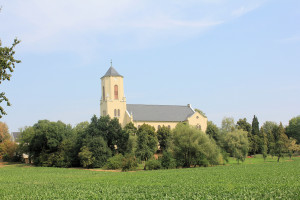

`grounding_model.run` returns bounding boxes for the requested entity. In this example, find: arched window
[196,124,201,130]
[103,86,105,100]
[158,125,161,130]
[168,125,171,129]
[138,125,141,129]
[114,85,118,100]
[118,109,120,117]
[114,109,117,117]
